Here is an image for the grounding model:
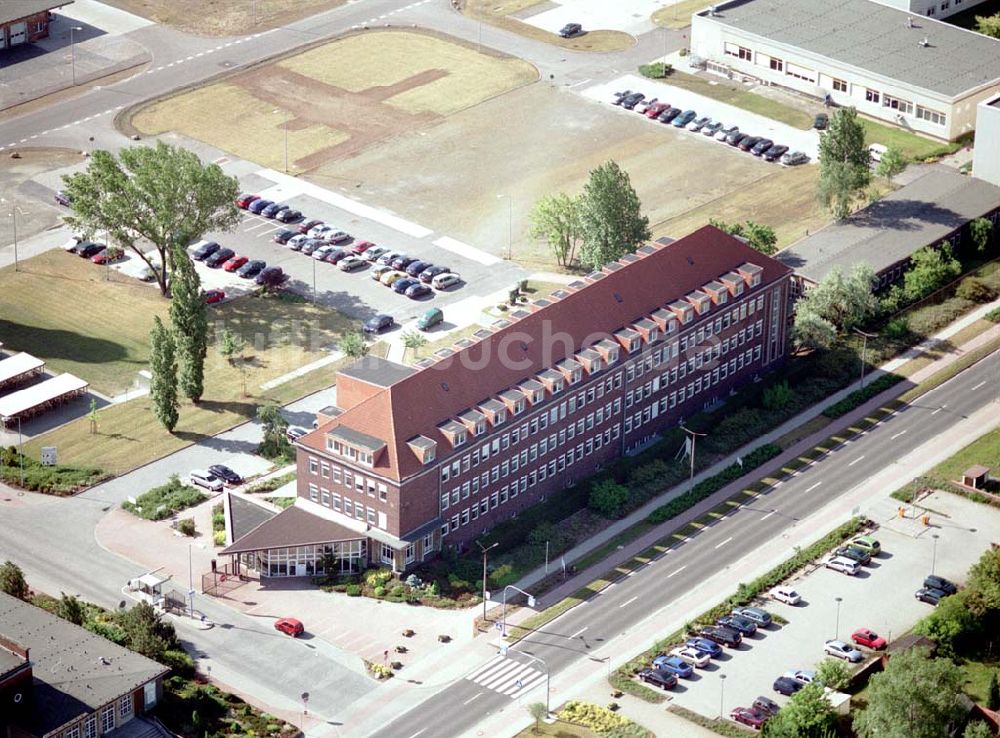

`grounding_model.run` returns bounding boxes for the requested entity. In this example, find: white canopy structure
[0,373,88,424]
[0,352,45,390]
